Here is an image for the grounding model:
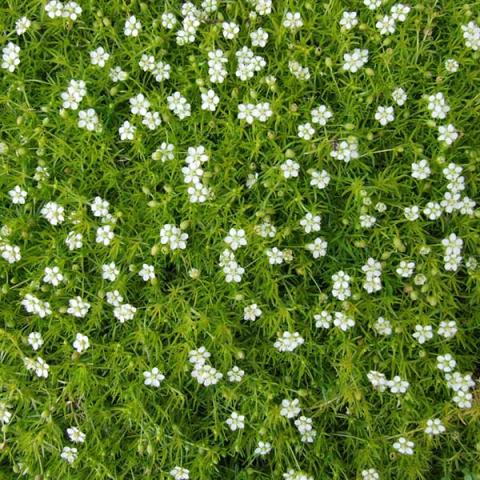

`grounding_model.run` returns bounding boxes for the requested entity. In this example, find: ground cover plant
[1,0,480,478]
